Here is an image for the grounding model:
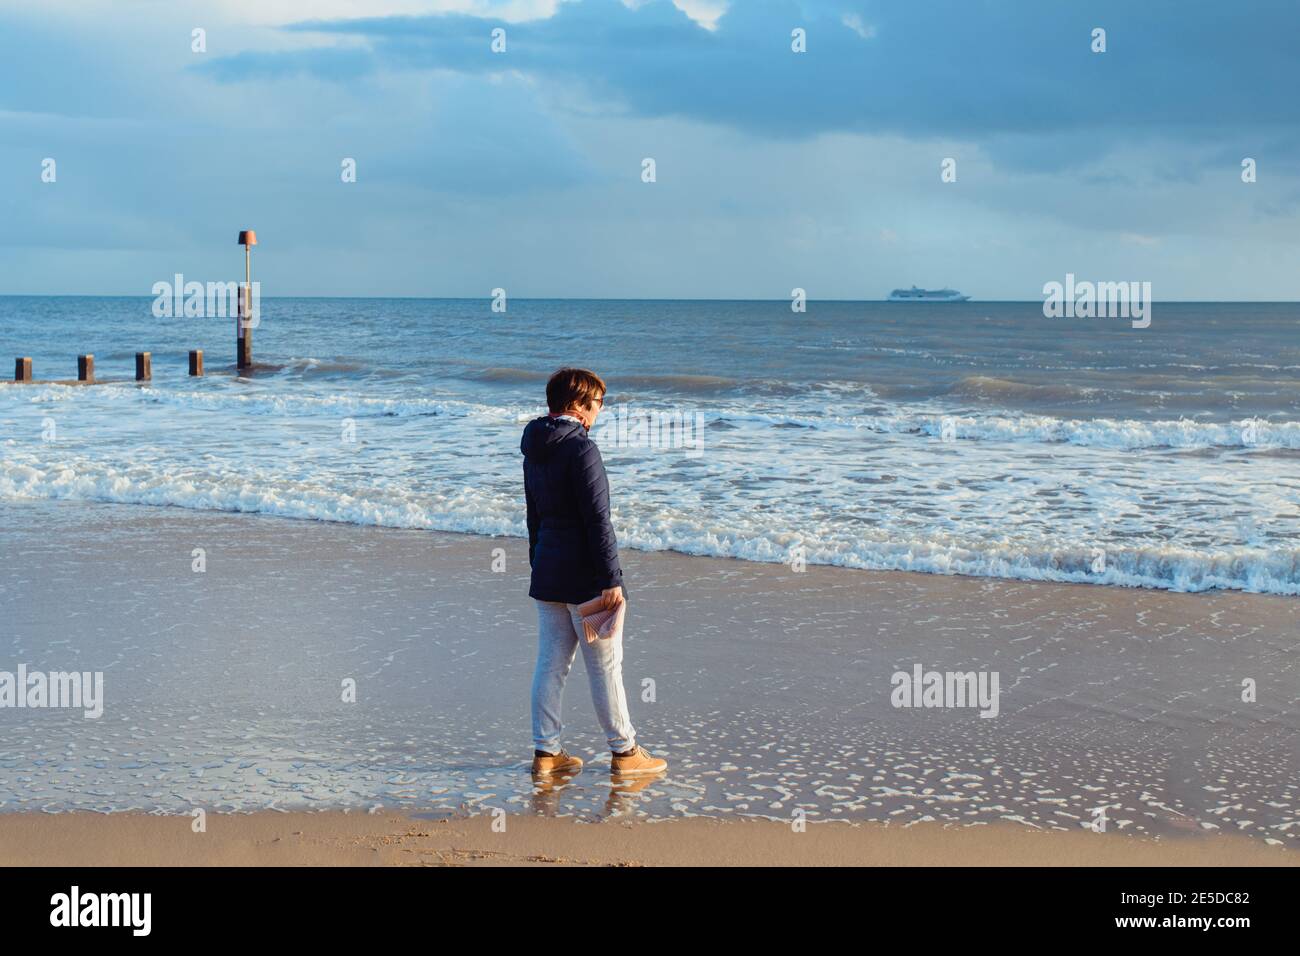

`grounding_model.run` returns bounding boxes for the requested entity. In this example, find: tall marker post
[237,229,257,369]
